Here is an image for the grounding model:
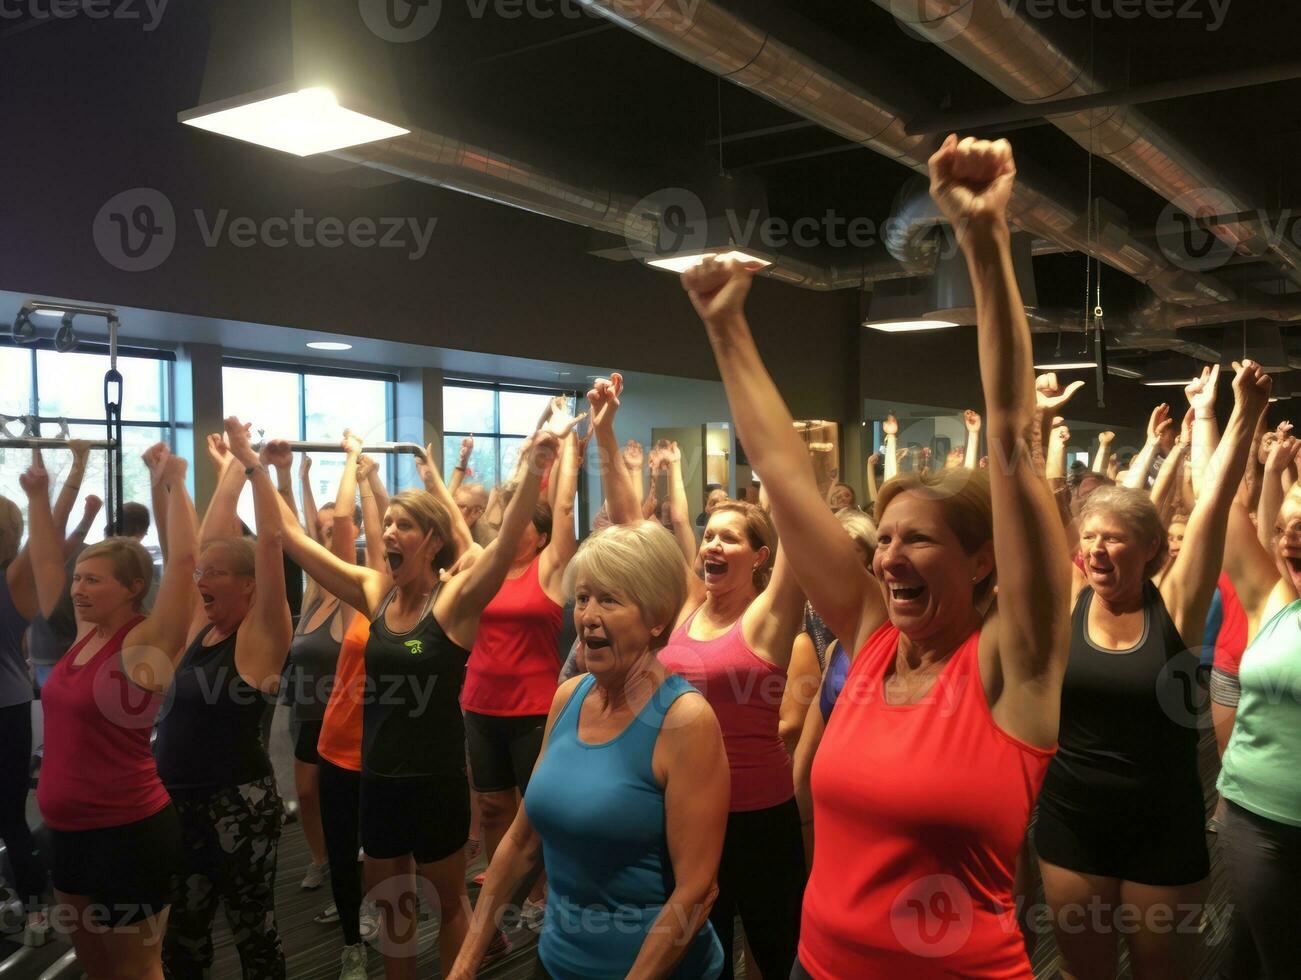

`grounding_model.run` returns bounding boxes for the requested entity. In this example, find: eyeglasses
[192,568,234,583]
